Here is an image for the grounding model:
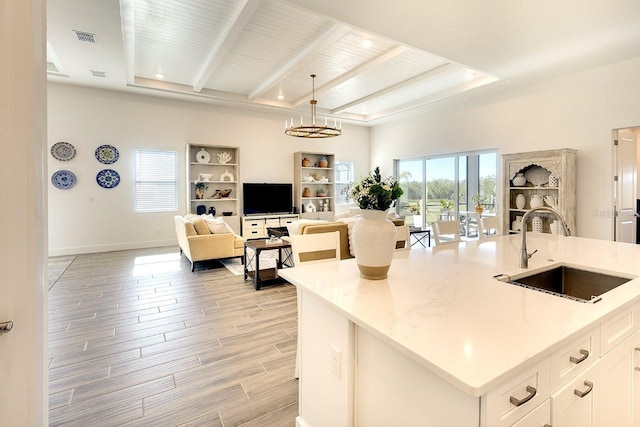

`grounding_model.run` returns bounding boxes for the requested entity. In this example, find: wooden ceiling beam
[292,45,409,107]
[192,0,262,93]
[248,23,350,101]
